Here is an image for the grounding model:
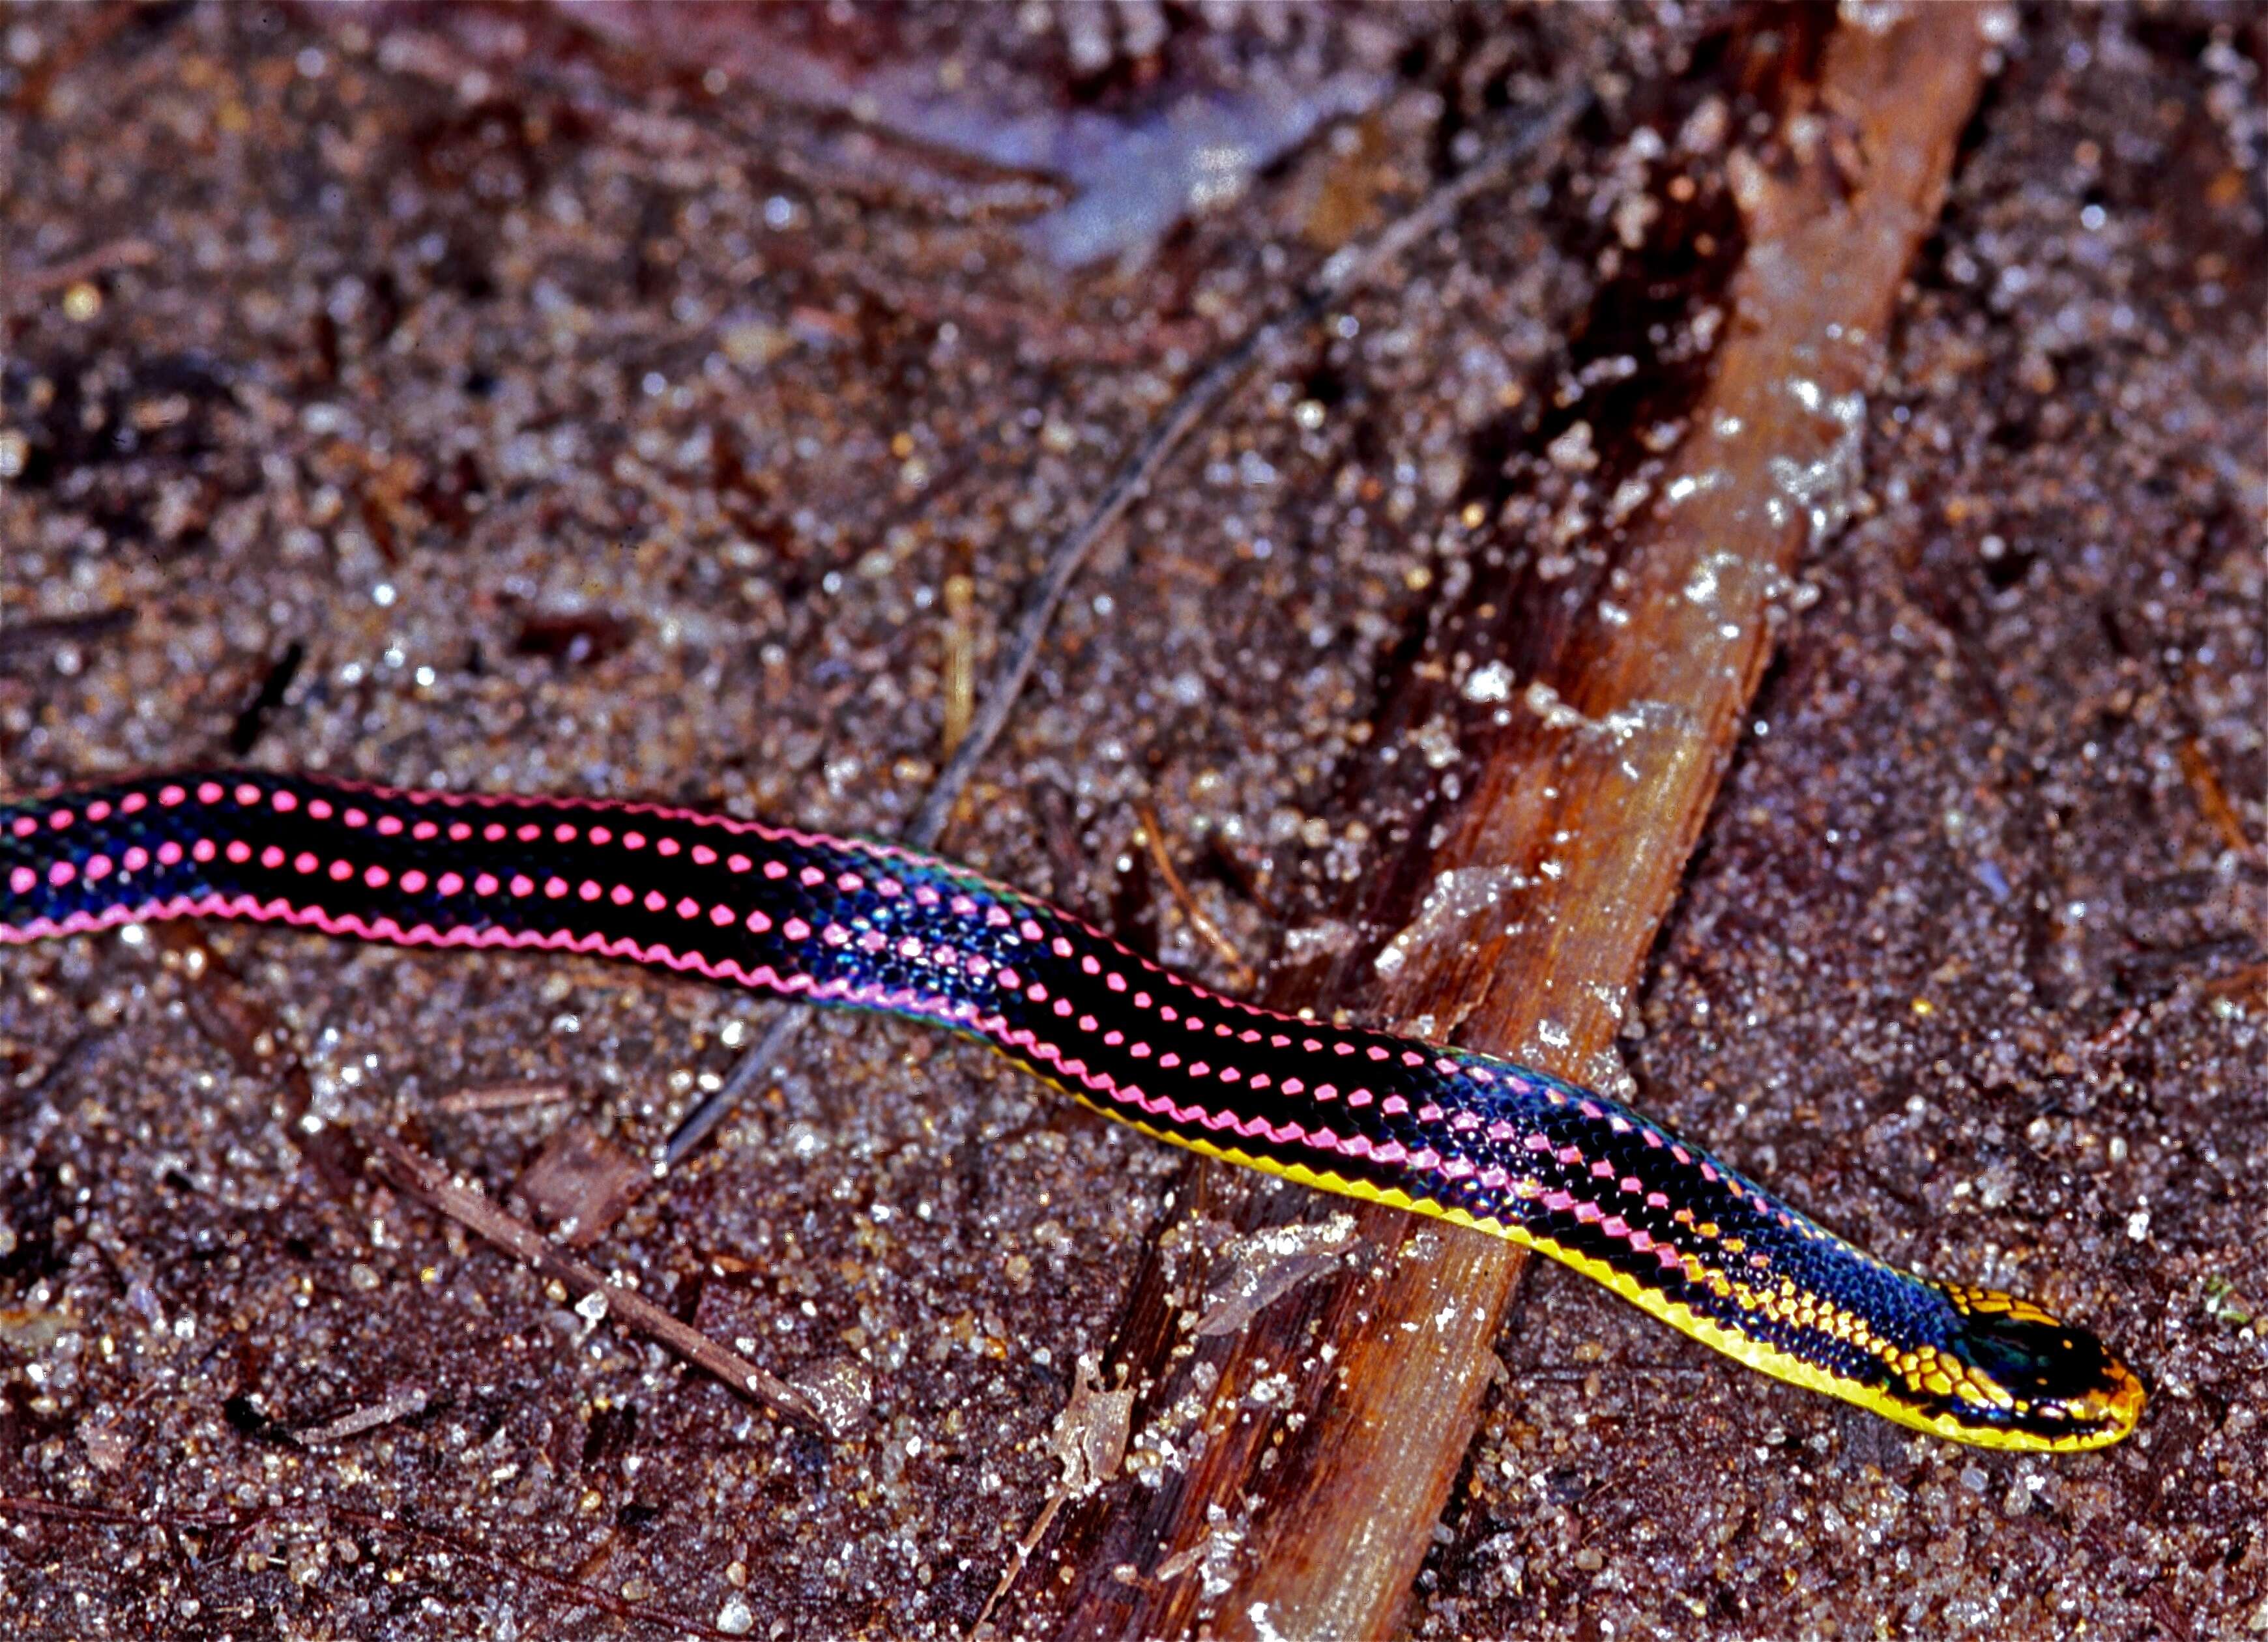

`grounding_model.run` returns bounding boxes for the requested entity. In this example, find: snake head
[1931,1287,2145,1451]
